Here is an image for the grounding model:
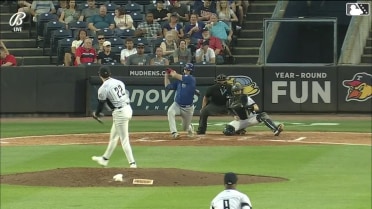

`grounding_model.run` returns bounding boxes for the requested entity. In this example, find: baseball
[113,174,123,182]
